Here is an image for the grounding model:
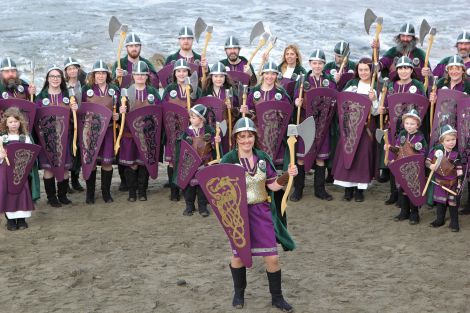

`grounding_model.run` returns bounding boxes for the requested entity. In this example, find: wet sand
[0,167,469,313]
